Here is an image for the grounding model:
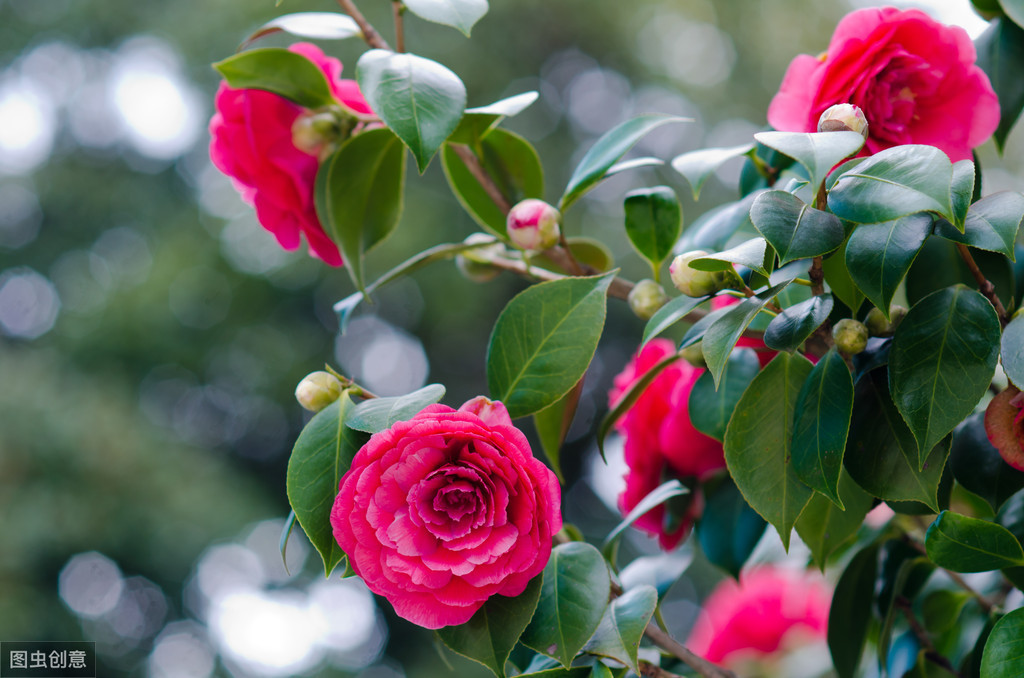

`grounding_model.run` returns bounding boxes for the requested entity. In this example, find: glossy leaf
[822,239,865,313]
[690,238,770,277]
[949,413,1024,513]
[560,114,688,211]
[438,575,541,678]
[214,47,336,109]
[1003,313,1024,388]
[889,286,1000,466]
[934,192,1024,260]
[976,17,1024,150]
[239,12,361,49]
[791,350,854,506]
[750,190,845,265]
[404,0,488,36]
[583,586,657,673]
[448,91,539,144]
[357,49,466,172]
[521,542,611,667]
[533,379,583,483]
[980,607,1024,678]
[678,192,759,253]
[845,213,931,319]
[796,470,873,570]
[346,384,446,434]
[688,348,761,442]
[764,294,833,351]
[828,145,954,225]
[640,295,707,346]
[619,551,693,597]
[906,237,1016,310]
[602,480,688,562]
[697,477,767,578]
[671,143,754,200]
[754,130,865,192]
[828,544,878,678]
[286,394,368,575]
[623,186,682,276]
[951,159,975,227]
[316,128,406,293]
[724,351,815,549]
[442,128,544,238]
[925,510,1024,572]
[488,273,613,419]
[678,304,732,349]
